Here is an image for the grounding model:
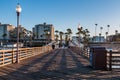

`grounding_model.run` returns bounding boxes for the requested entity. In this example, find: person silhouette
[52,44,55,50]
